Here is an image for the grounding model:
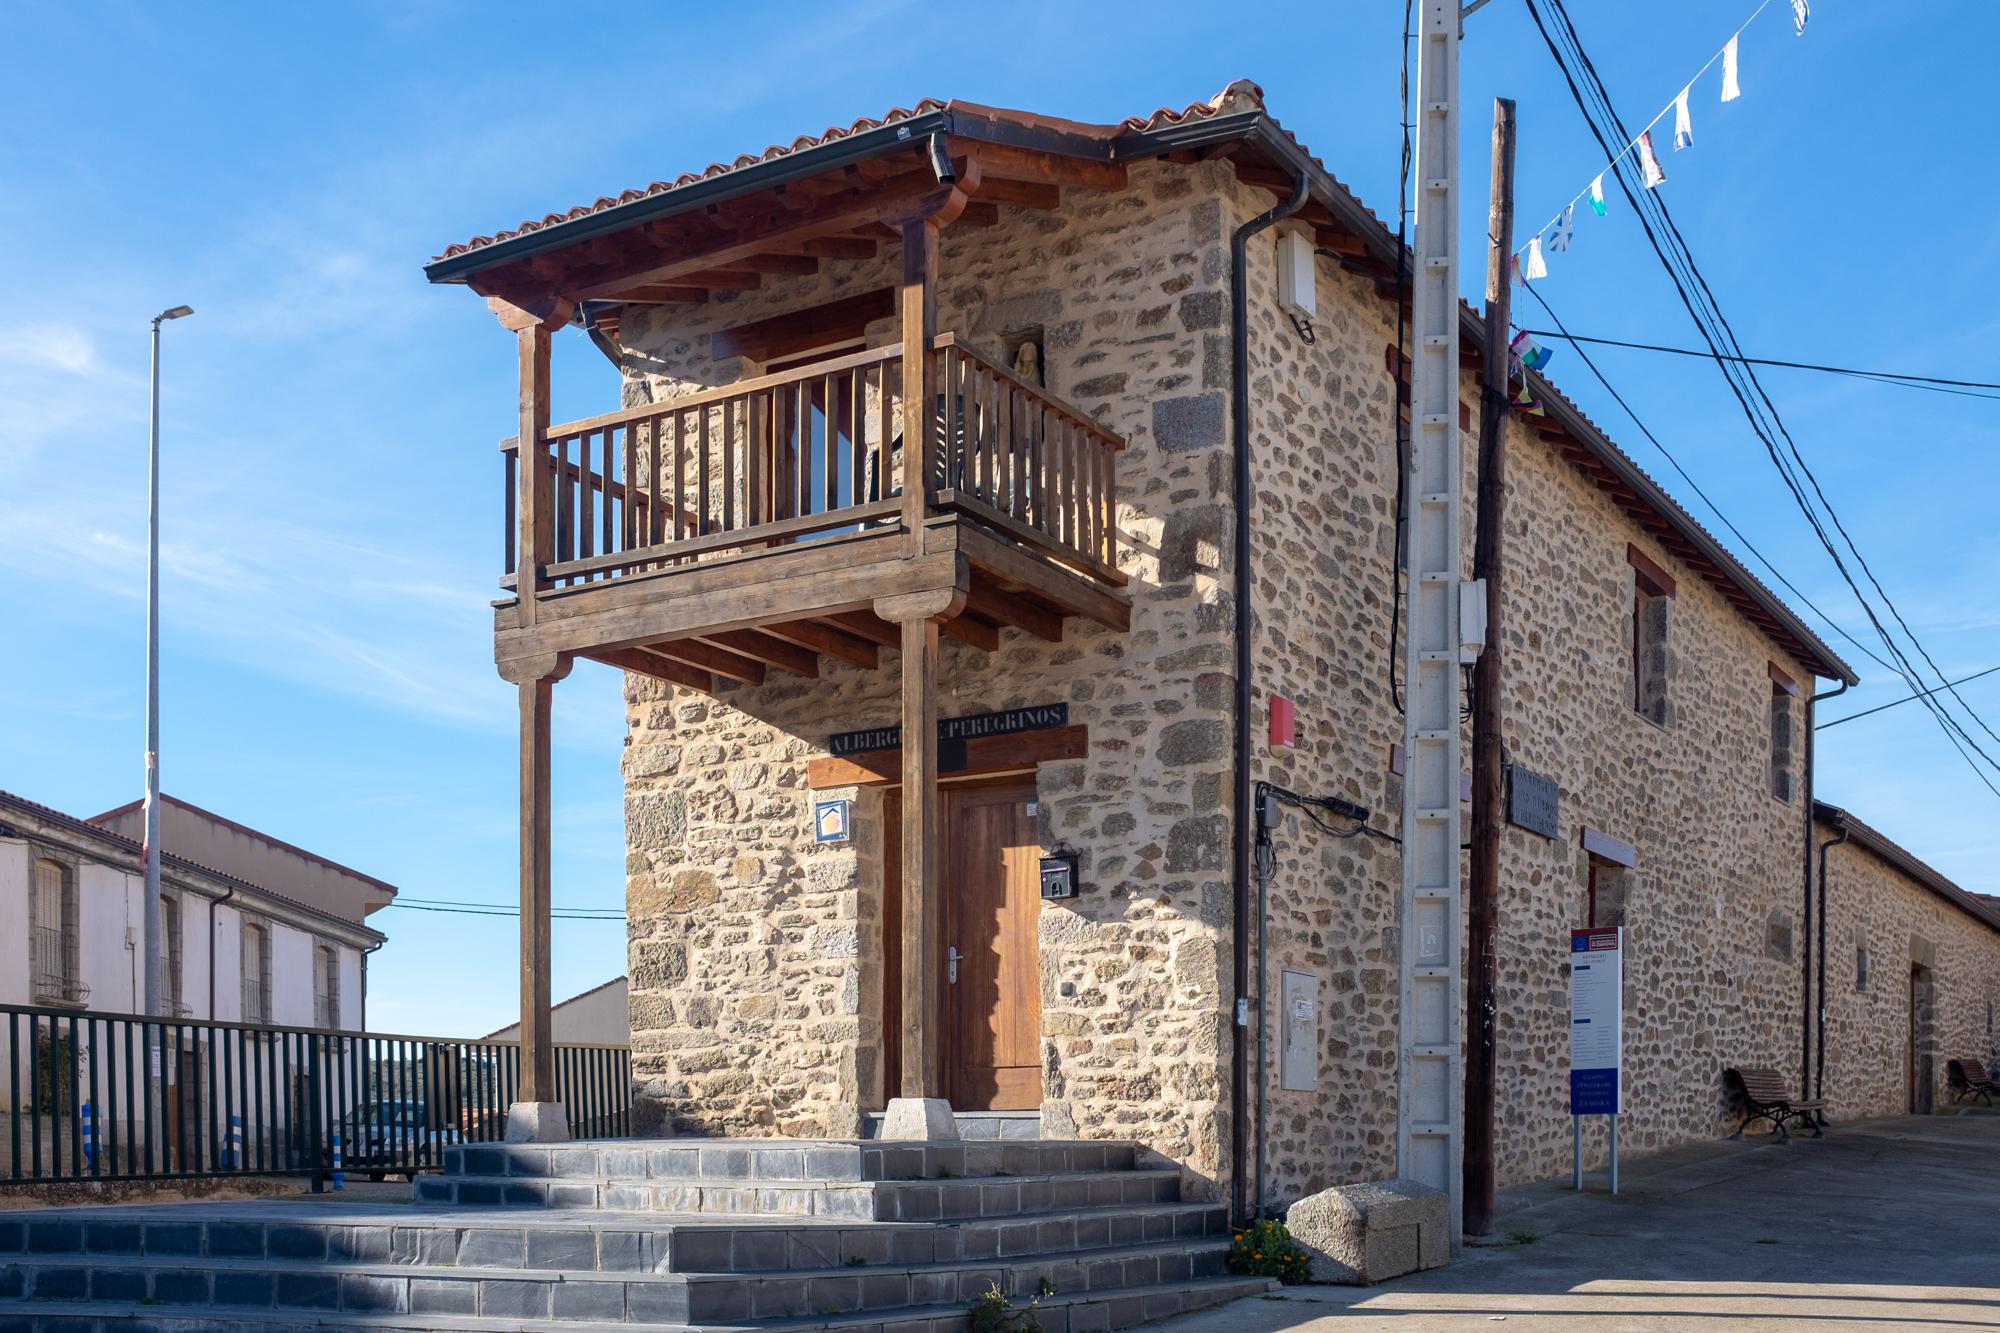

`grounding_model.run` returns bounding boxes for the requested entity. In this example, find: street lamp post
[143,305,192,1023]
